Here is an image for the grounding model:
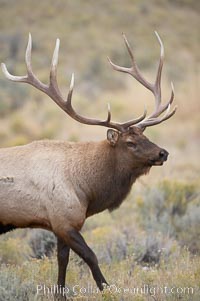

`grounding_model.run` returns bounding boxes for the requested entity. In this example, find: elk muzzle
[149,148,169,166]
